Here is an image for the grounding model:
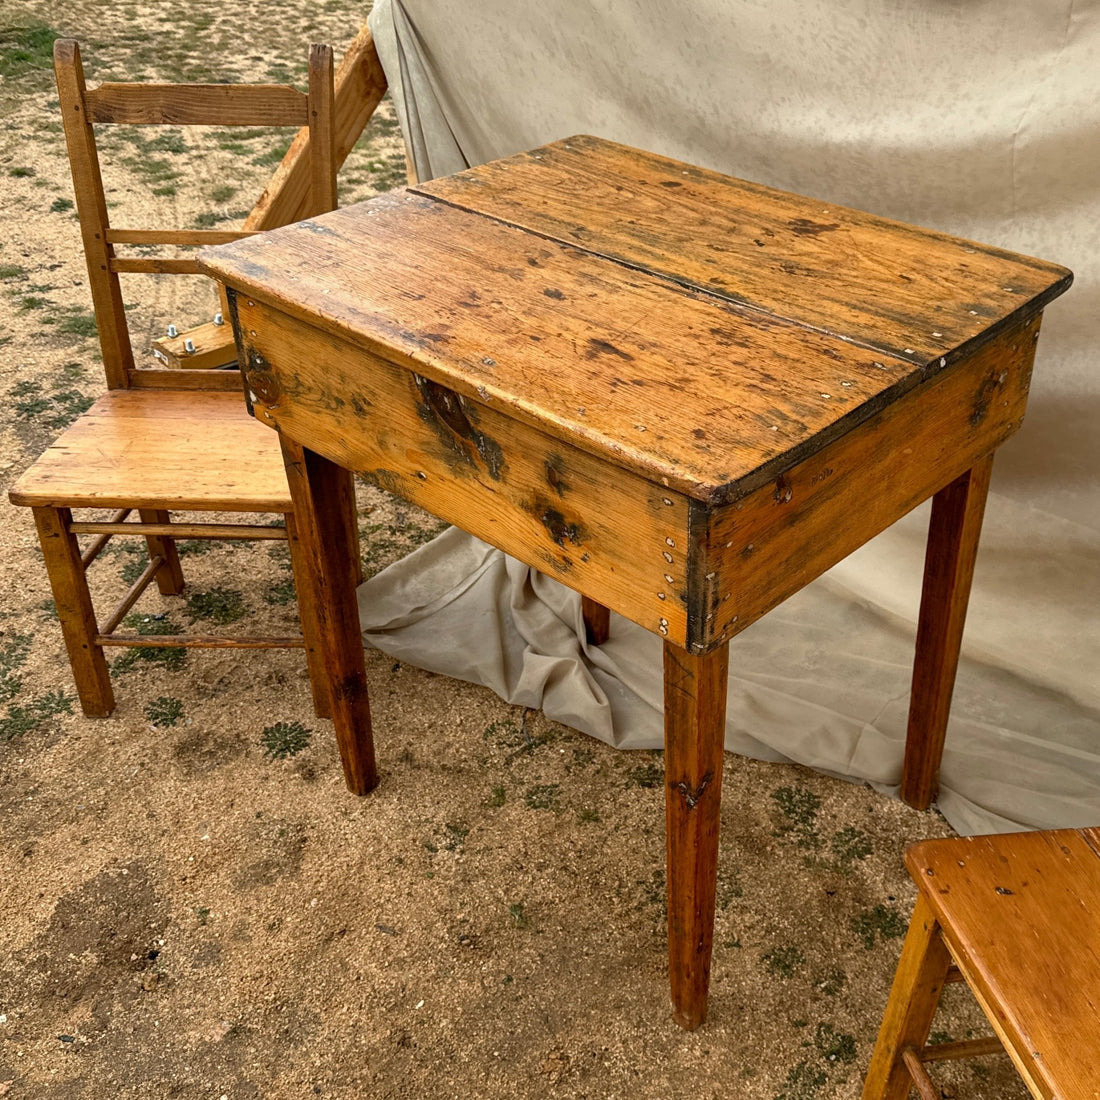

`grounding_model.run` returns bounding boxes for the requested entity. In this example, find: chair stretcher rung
[70,521,287,540]
[919,1035,1005,1062]
[96,633,305,649]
